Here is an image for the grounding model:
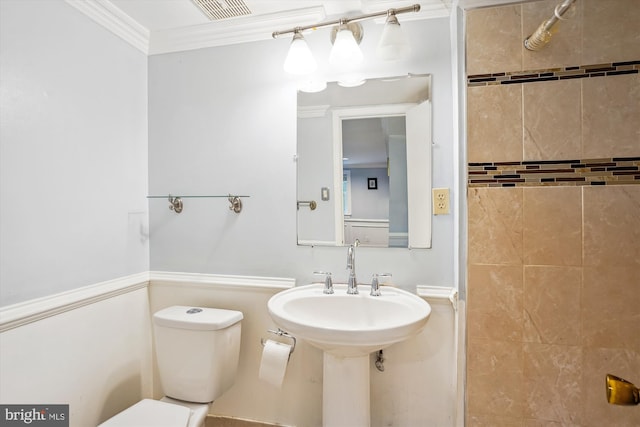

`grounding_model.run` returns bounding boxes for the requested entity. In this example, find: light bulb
[337,74,366,87]
[329,25,363,67]
[297,78,327,93]
[377,13,410,61]
[283,32,317,75]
